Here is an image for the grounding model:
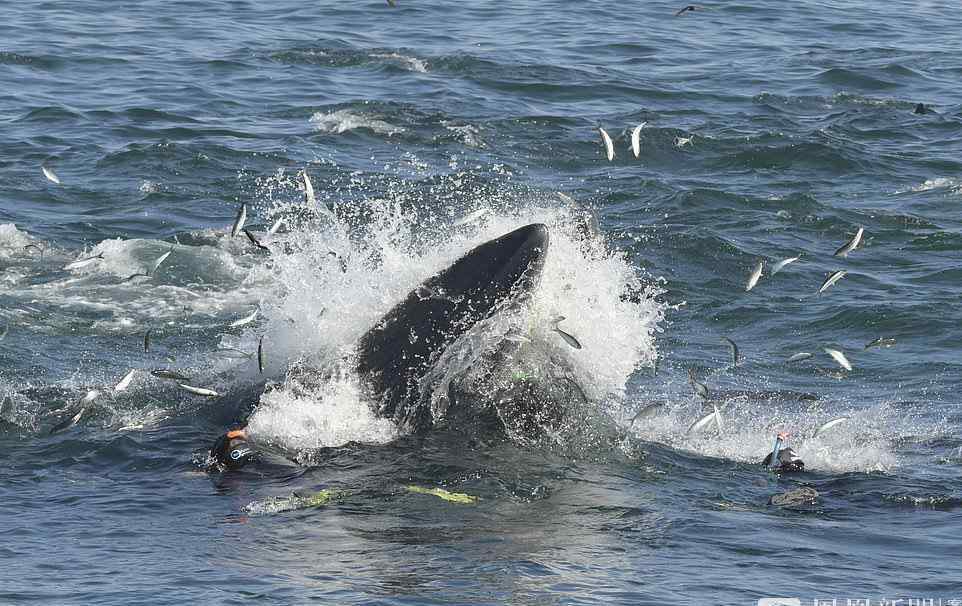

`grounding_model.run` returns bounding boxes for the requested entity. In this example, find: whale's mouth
[355,222,551,431]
